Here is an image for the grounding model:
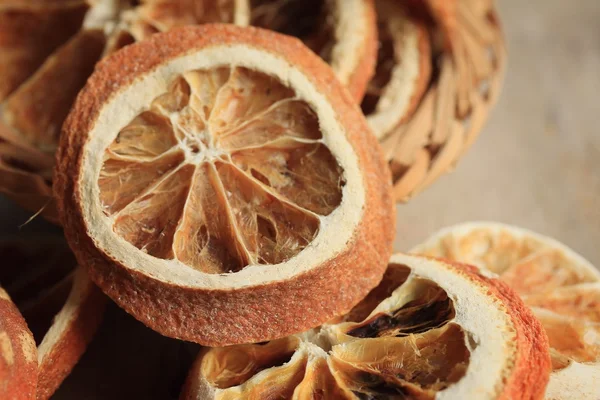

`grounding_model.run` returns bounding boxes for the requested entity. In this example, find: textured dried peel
[0,0,249,221]
[55,25,394,346]
[0,237,106,400]
[249,0,377,102]
[412,222,600,400]
[181,254,551,400]
[0,287,37,400]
